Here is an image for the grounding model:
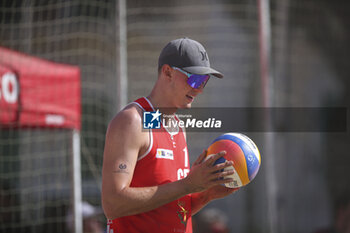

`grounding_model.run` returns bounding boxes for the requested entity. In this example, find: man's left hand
[204,185,239,201]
